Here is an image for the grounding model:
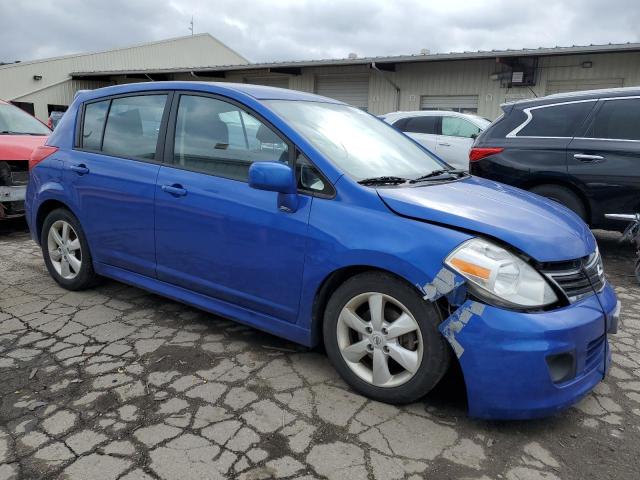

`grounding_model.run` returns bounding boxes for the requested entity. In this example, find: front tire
[41,208,99,291]
[323,272,450,404]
